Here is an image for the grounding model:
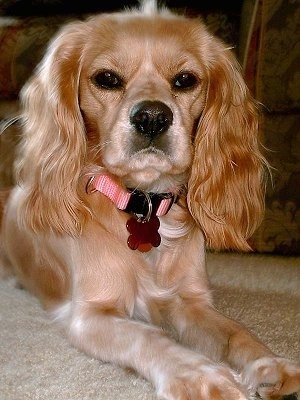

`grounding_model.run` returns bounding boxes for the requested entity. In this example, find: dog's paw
[157,362,247,400]
[242,357,300,399]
